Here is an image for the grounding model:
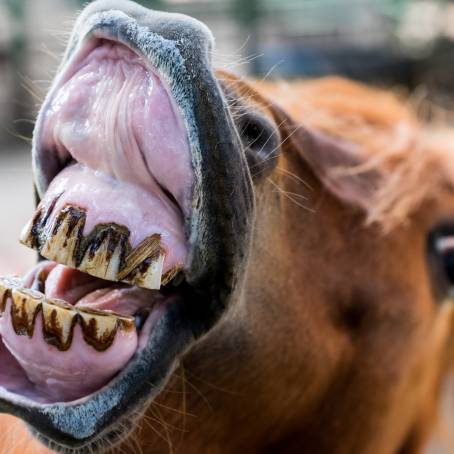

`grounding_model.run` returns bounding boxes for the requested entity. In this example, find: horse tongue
[44,265,110,305]
[44,264,161,316]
